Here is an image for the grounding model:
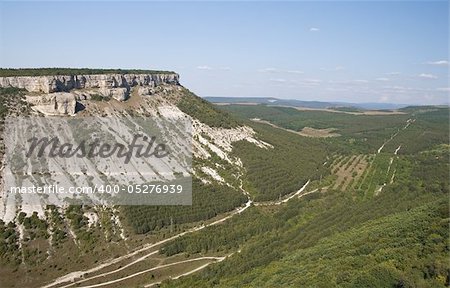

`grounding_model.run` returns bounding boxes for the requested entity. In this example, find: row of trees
[160,148,449,287]
[123,178,247,234]
[232,122,328,201]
